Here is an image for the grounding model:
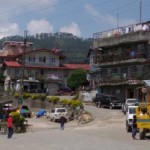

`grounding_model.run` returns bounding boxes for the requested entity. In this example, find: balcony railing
[95,72,147,85]
[93,22,149,40]
[94,52,146,65]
